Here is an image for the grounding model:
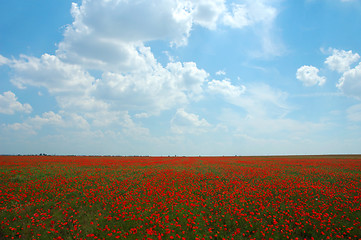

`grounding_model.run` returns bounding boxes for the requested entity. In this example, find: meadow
[0,155,360,239]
